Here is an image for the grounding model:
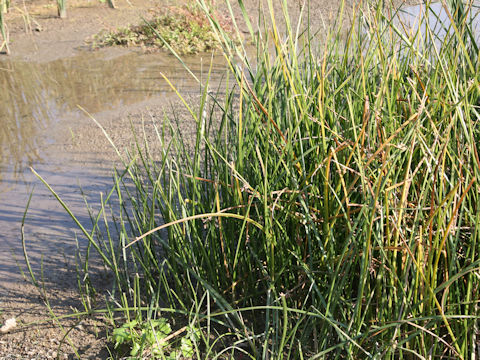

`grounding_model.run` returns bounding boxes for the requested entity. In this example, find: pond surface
[395,1,480,46]
[0,48,226,287]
